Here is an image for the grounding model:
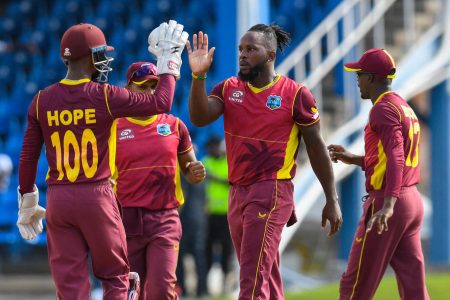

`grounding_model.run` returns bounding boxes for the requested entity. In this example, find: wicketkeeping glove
[17,185,46,240]
[148,20,189,78]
